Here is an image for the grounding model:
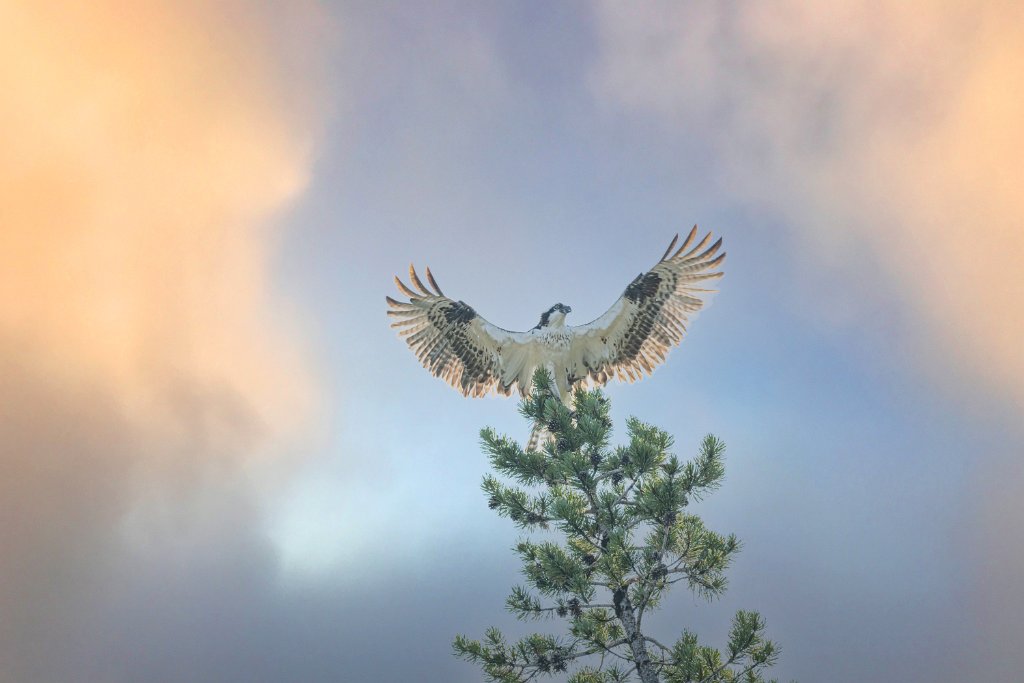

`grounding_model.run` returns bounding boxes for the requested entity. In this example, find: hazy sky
[3,2,1023,681]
